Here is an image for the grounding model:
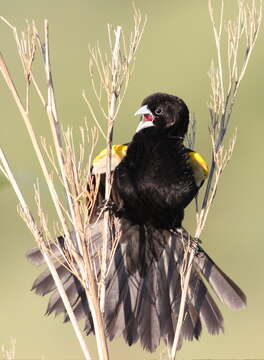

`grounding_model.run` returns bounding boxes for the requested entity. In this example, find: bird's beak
[134,105,154,133]
[134,104,152,116]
